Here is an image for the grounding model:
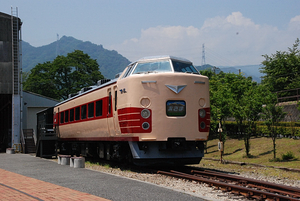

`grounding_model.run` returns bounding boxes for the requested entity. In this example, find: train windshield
[130,58,199,75]
[133,60,172,74]
[171,60,199,74]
